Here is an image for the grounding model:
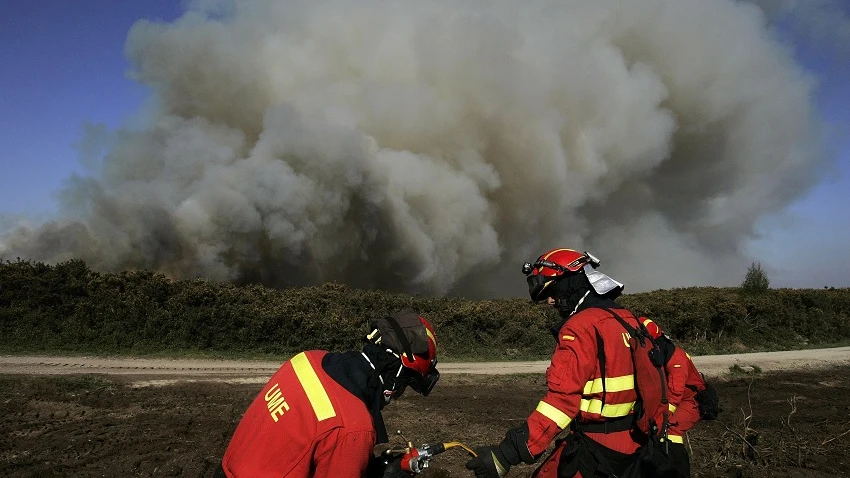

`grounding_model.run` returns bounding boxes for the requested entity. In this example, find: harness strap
[573,415,634,434]
[598,306,639,343]
[595,328,607,407]
[598,306,671,440]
